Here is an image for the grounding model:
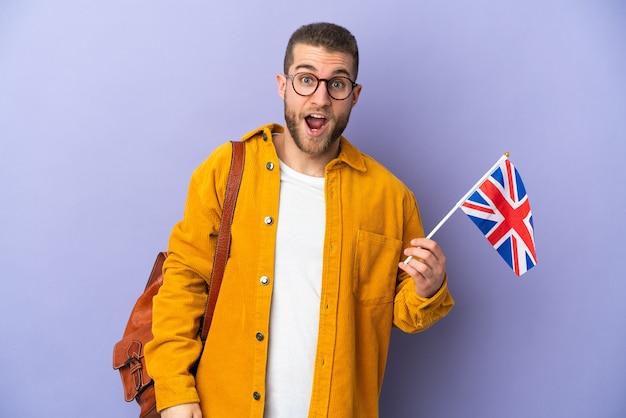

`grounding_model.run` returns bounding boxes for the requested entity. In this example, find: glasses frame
[285,72,358,101]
